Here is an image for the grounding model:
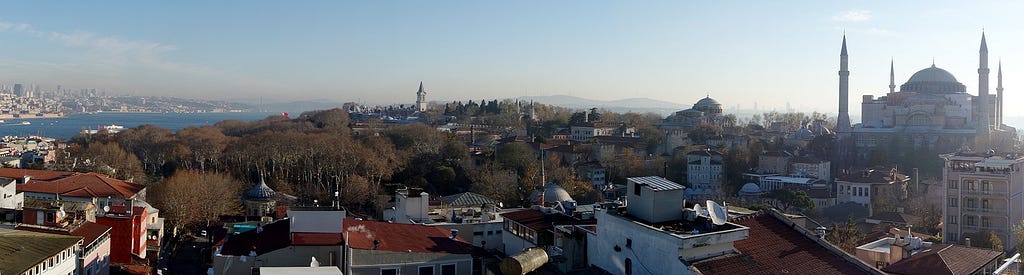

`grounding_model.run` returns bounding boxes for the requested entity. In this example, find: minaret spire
[415,81,427,112]
[837,35,851,133]
[997,60,1004,129]
[977,31,992,139]
[889,59,896,93]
